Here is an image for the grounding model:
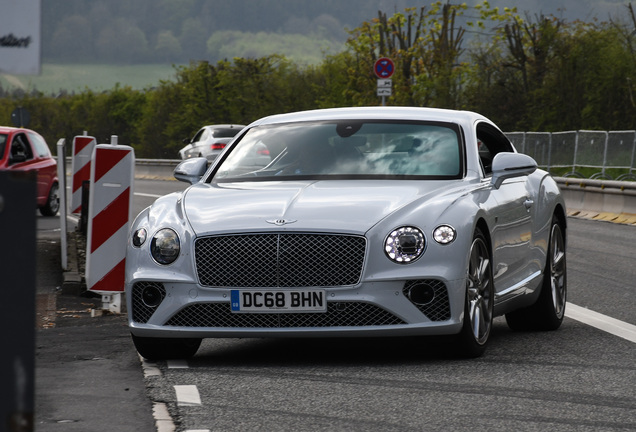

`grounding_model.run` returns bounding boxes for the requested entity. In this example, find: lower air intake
[165,301,405,328]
